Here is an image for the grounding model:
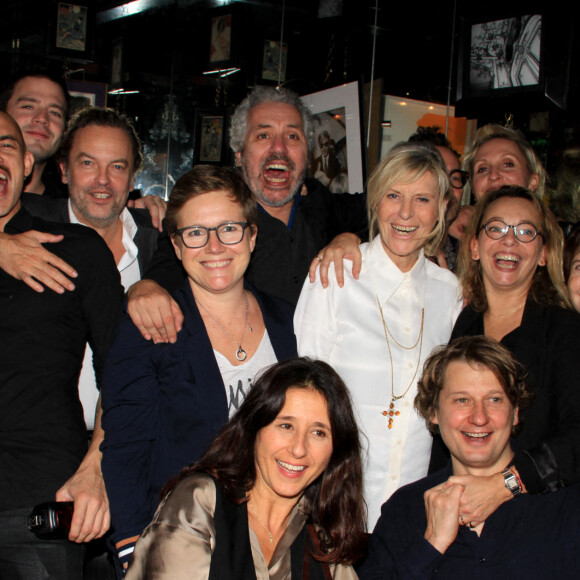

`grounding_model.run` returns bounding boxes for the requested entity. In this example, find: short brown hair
[457,185,570,311]
[165,165,258,235]
[415,336,533,434]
